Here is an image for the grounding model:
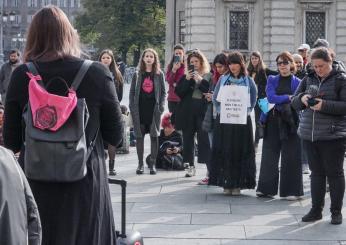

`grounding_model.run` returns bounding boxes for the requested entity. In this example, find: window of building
[71,0,74,7]
[76,0,80,7]
[28,0,38,7]
[27,14,34,23]
[178,11,185,44]
[229,11,249,50]
[305,11,326,47]
[41,0,51,6]
[12,0,19,7]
